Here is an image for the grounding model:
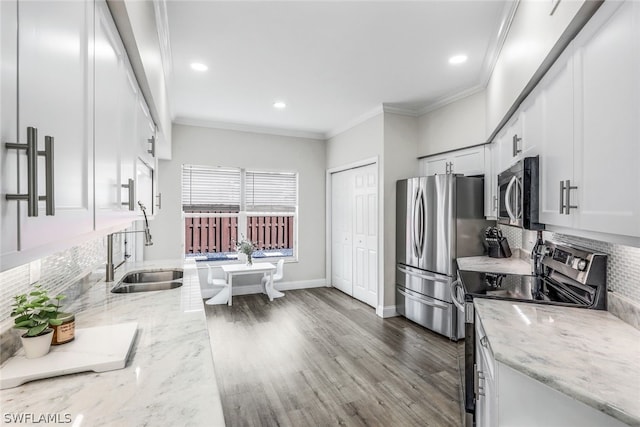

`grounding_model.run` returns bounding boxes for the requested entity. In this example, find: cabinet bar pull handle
[156,192,162,209]
[512,134,522,157]
[122,178,135,211]
[5,127,40,216]
[566,180,578,214]
[26,127,38,216]
[147,136,155,157]
[559,180,566,214]
[41,136,55,215]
